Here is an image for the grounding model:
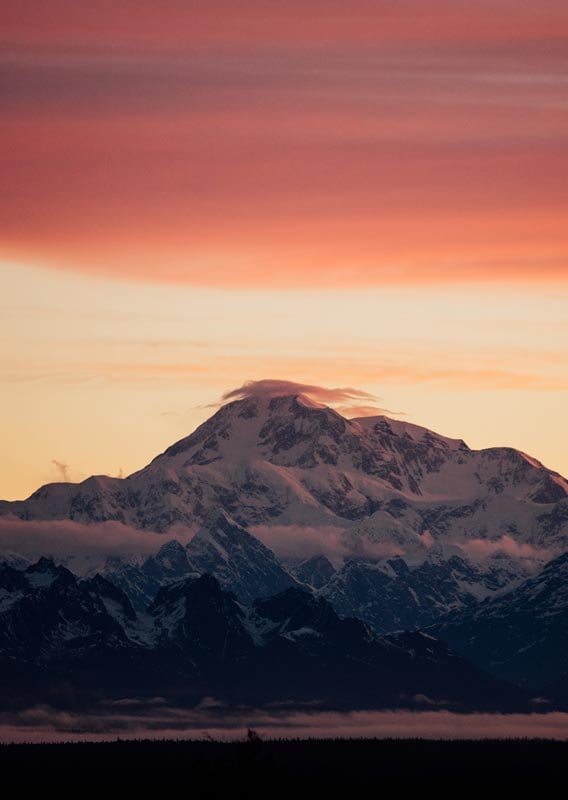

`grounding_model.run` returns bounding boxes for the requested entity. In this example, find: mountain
[100,554,163,613]
[0,558,137,663]
[291,554,336,589]
[429,551,568,689]
[320,549,533,634]
[3,392,566,634]
[0,557,528,711]
[2,395,566,556]
[98,512,296,612]
[143,539,192,581]
[184,510,297,602]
